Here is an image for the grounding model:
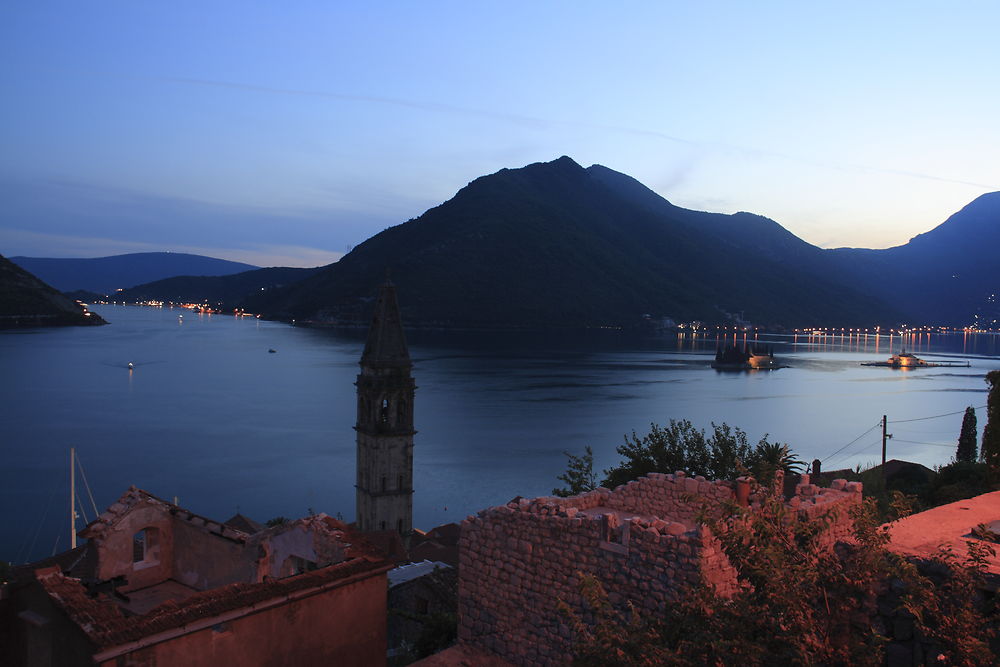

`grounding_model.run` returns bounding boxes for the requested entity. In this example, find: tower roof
[361,279,411,368]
